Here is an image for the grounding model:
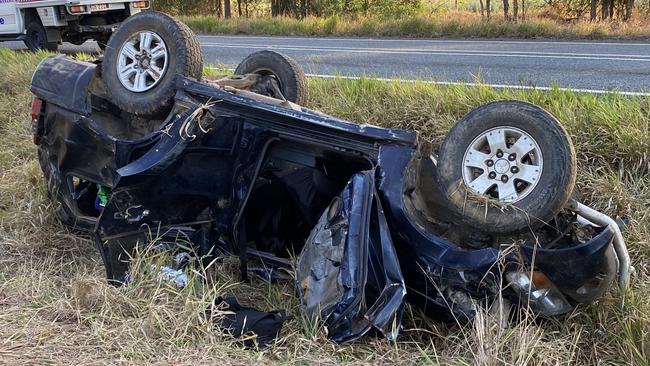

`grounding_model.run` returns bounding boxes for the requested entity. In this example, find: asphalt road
[3,35,649,93]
